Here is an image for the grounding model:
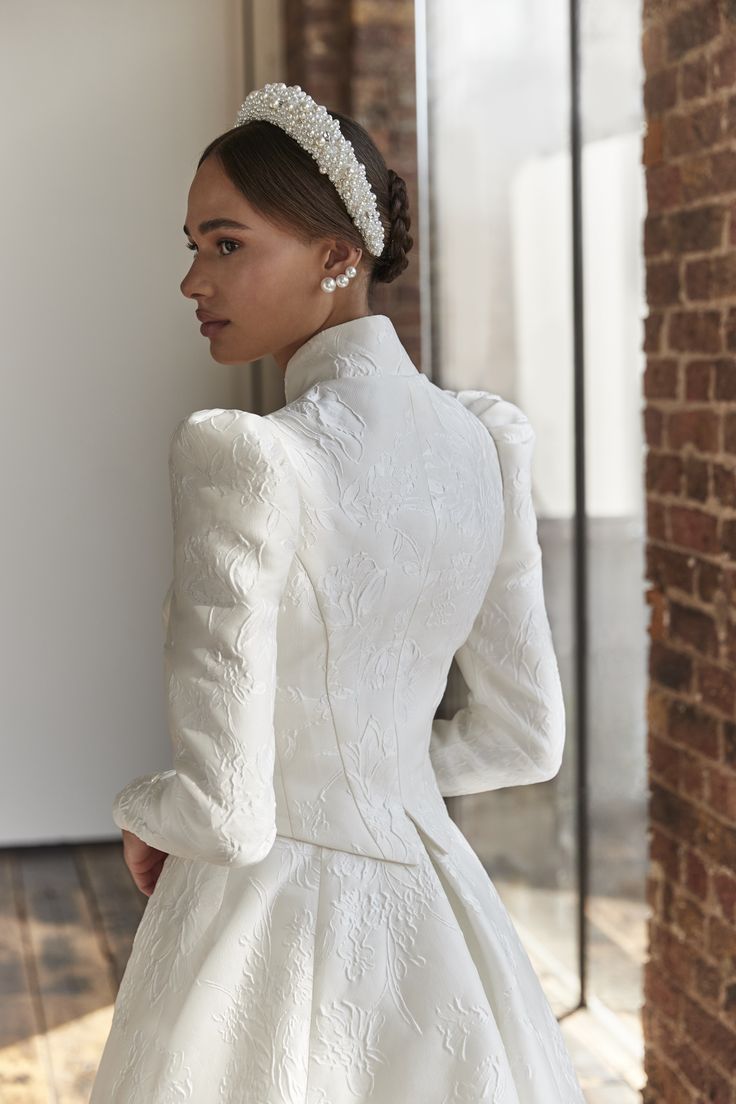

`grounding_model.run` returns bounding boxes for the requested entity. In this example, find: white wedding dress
[90,313,586,1103]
